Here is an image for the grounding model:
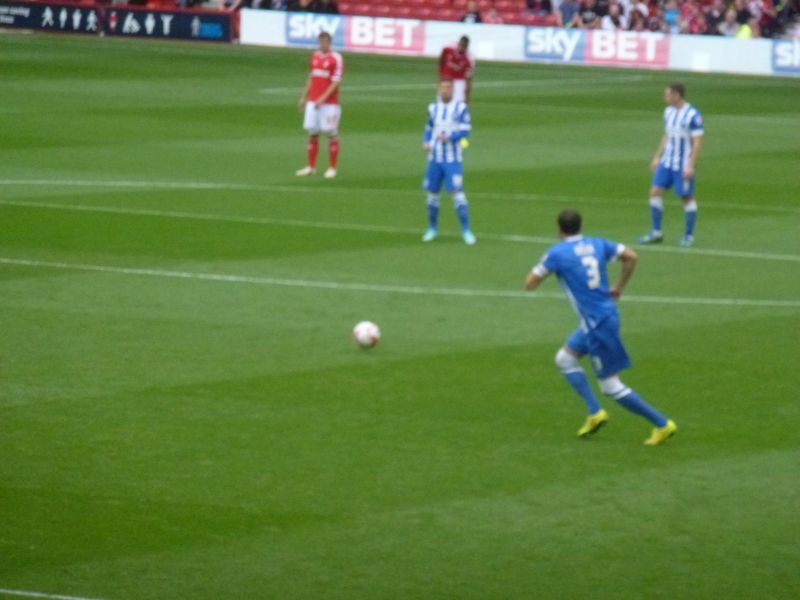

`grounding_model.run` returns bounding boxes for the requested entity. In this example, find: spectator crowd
[258,0,800,39]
